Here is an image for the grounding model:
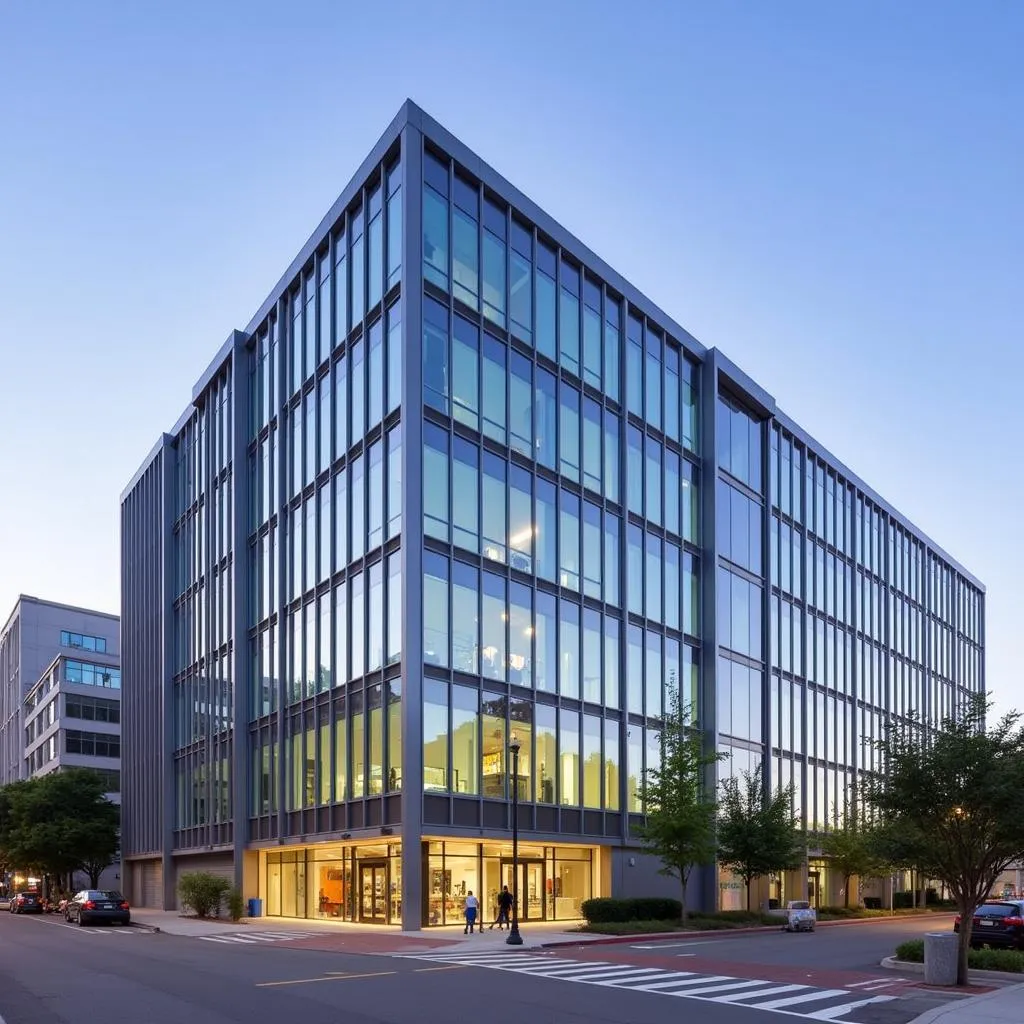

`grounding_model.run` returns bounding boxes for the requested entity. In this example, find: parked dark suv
[954,900,1024,950]
[10,891,43,914]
